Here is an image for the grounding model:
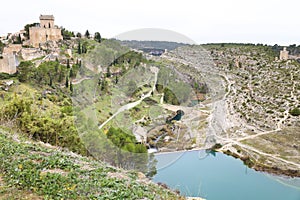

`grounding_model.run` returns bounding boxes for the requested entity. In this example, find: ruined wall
[3,44,22,54]
[21,48,45,60]
[29,27,62,48]
[0,54,17,74]
[1,44,20,74]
